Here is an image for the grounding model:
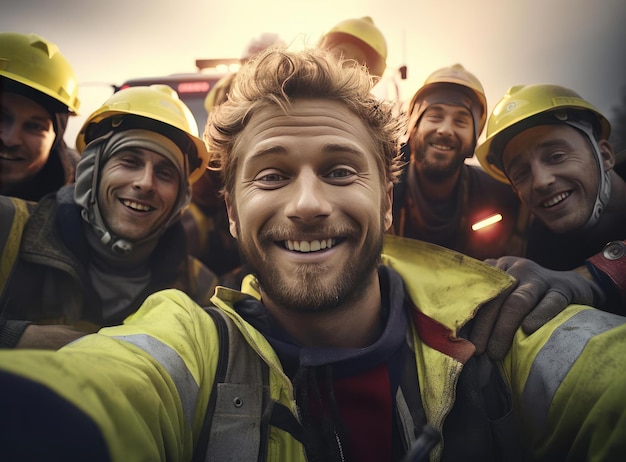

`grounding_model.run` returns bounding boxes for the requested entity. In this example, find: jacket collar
[381,235,514,335]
